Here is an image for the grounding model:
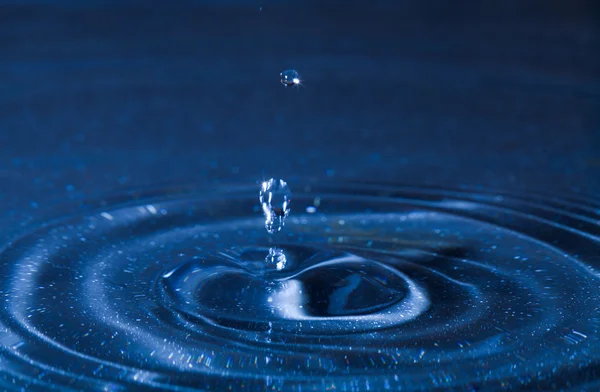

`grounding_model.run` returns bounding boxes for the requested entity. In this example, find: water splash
[259,178,291,234]
[1,183,599,390]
